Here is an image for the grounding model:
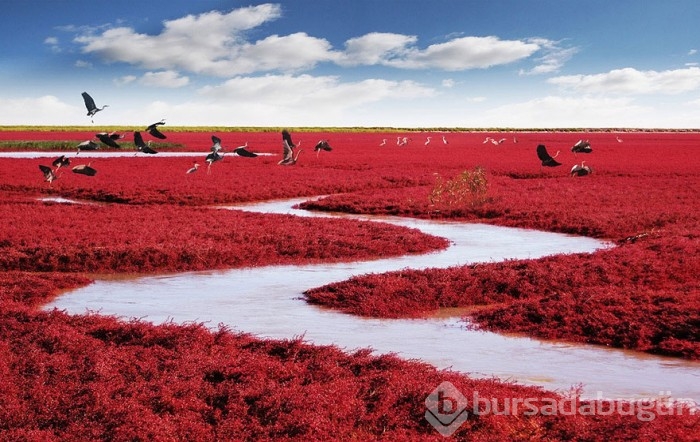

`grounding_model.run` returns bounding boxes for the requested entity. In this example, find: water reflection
[45,197,700,402]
